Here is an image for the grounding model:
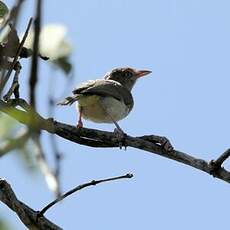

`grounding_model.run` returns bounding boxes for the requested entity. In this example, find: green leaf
[52,56,72,75]
[0,1,8,19]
